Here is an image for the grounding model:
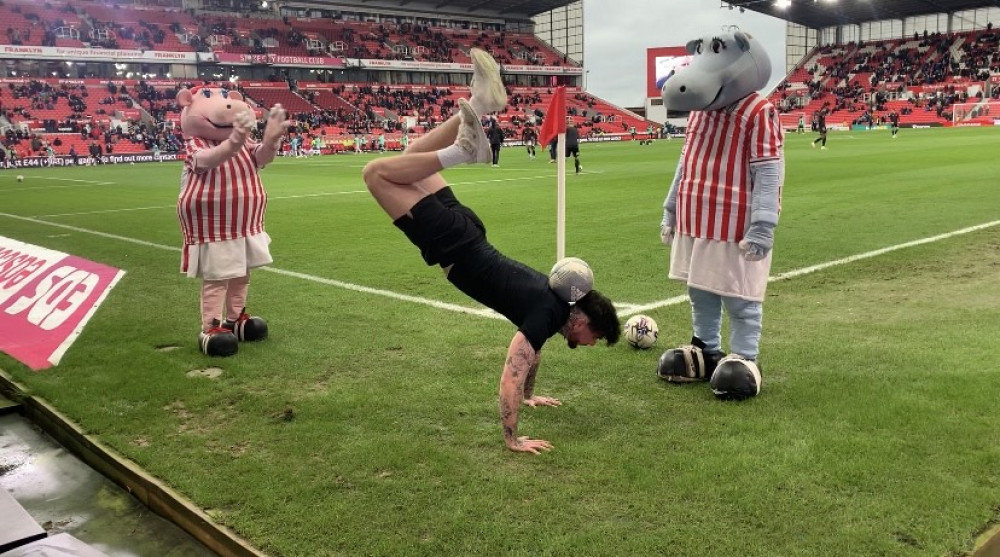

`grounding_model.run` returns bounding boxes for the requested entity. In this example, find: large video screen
[646,46,691,99]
